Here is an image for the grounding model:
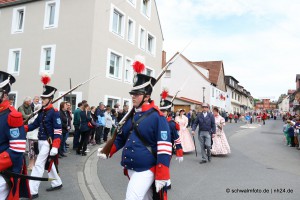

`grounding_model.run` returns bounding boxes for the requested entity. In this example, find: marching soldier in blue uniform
[0,71,30,200]
[159,89,183,162]
[159,89,183,190]
[25,75,63,199]
[99,61,172,200]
